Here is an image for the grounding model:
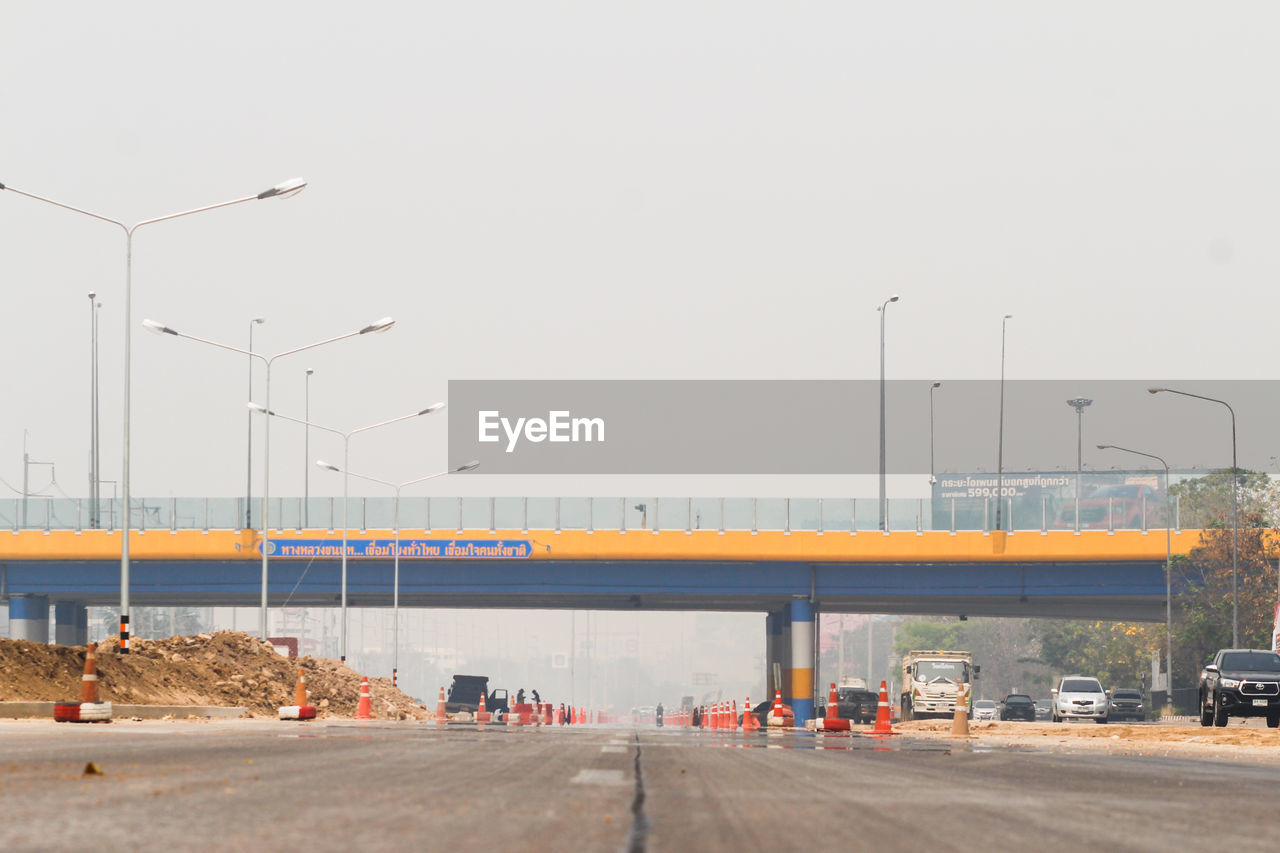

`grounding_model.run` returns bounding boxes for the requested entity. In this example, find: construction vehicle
[444,674,509,717]
[900,650,978,720]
